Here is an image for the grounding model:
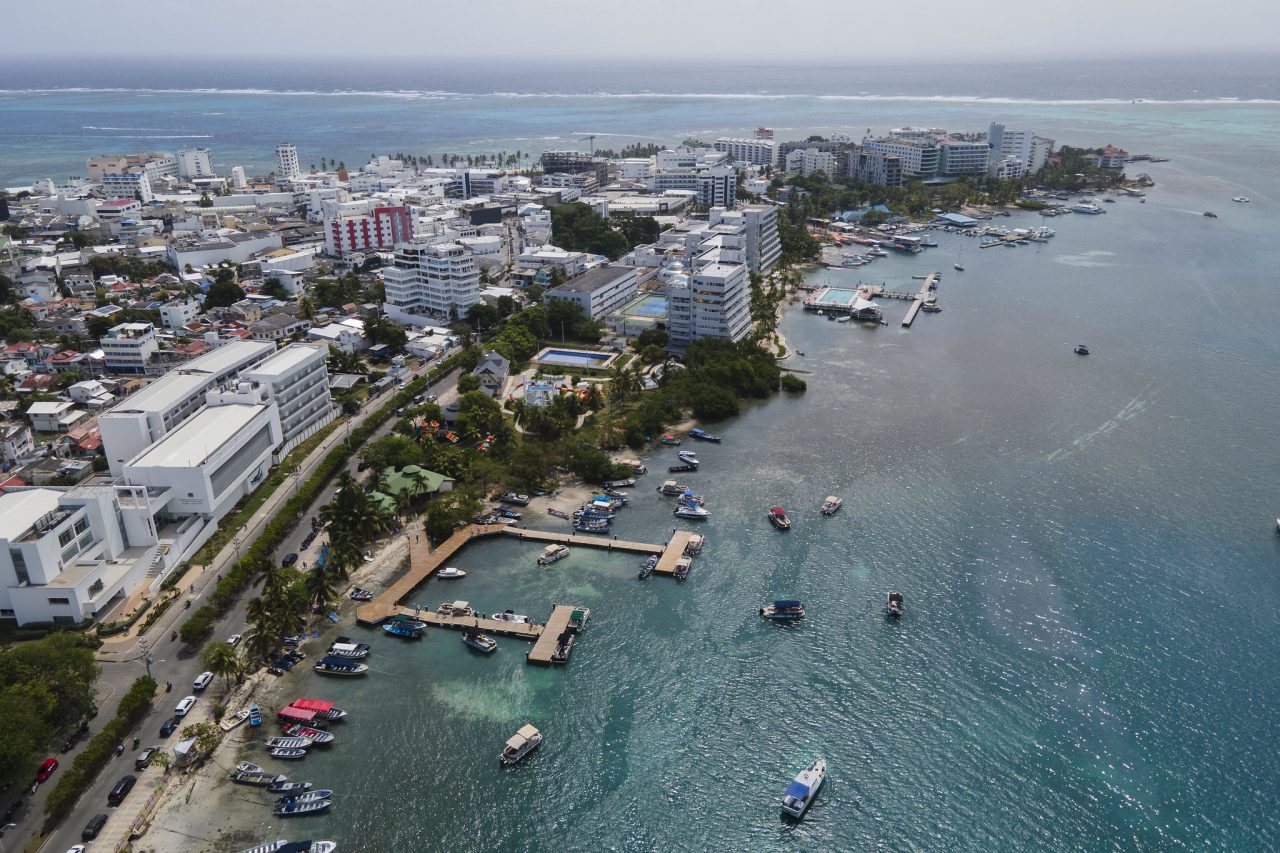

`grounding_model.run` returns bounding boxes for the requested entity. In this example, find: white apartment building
[864,139,940,178]
[785,148,838,177]
[159,299,201,331]
[698,166,737,208]
[714,137,778,168]
[666,261,751,348]
[240,343,333,453]
[938,139,991,176]
[231,165,247,189]
[276,143,300,180]
[100,171,153,203]
[382,241,482,324]
[615,158,655,180]
[844,149,904,187]
[544,265,639,319]
[99,322,159,374]
[710,205,781,274]
[177,147,214,180]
